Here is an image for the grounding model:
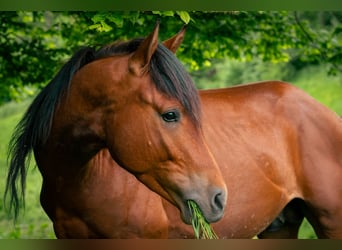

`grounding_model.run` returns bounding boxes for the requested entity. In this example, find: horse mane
[4,38,200,220]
